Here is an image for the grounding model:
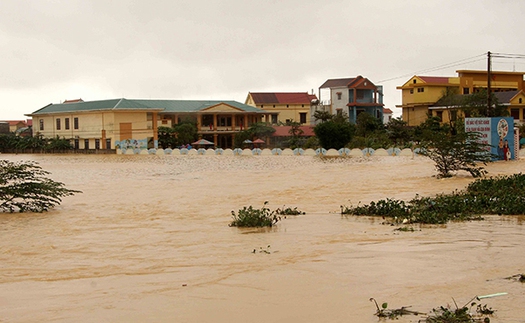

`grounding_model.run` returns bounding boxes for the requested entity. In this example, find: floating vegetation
[370,298,424,319]
[342,173,525,225]
[423,296,494,323]
[371,296,495,322]
[252,245,272,254]
[394,226,416,232]
[505,273,525,282]
[275,205,305,216]
[229,201,280,227]
[230,202,304,227]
